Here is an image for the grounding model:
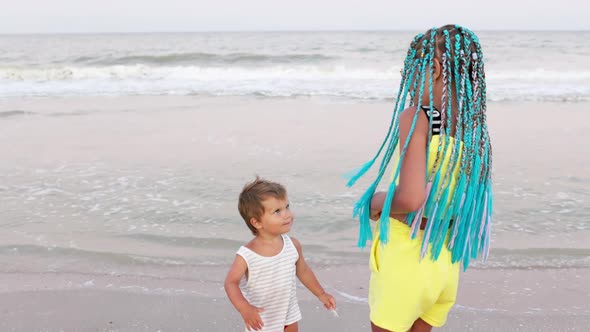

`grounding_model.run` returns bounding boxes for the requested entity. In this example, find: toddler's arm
[224,255,264,331]
[292,237,336,310]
